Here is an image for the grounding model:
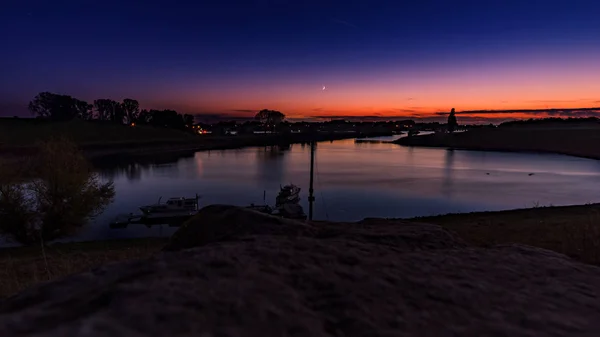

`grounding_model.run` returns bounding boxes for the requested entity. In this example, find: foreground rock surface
[2,206,600,336]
